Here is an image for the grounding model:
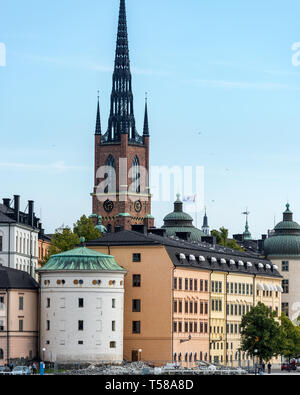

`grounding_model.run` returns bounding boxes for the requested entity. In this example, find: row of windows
[227,282,253,296]
[174,300,209,315]
[226,304,251,317]
[15,235,37,257]
[174,352,208,363]
[46,298,117,309]
[46,320,117,332]
[211,299,223,312]
[173,321,208,334]
[44,339,117,348]
[174,278,209,292]
[0,296,24,311]
[257,290,279,298]
[44,279,122,287]
[0,319,24,332]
